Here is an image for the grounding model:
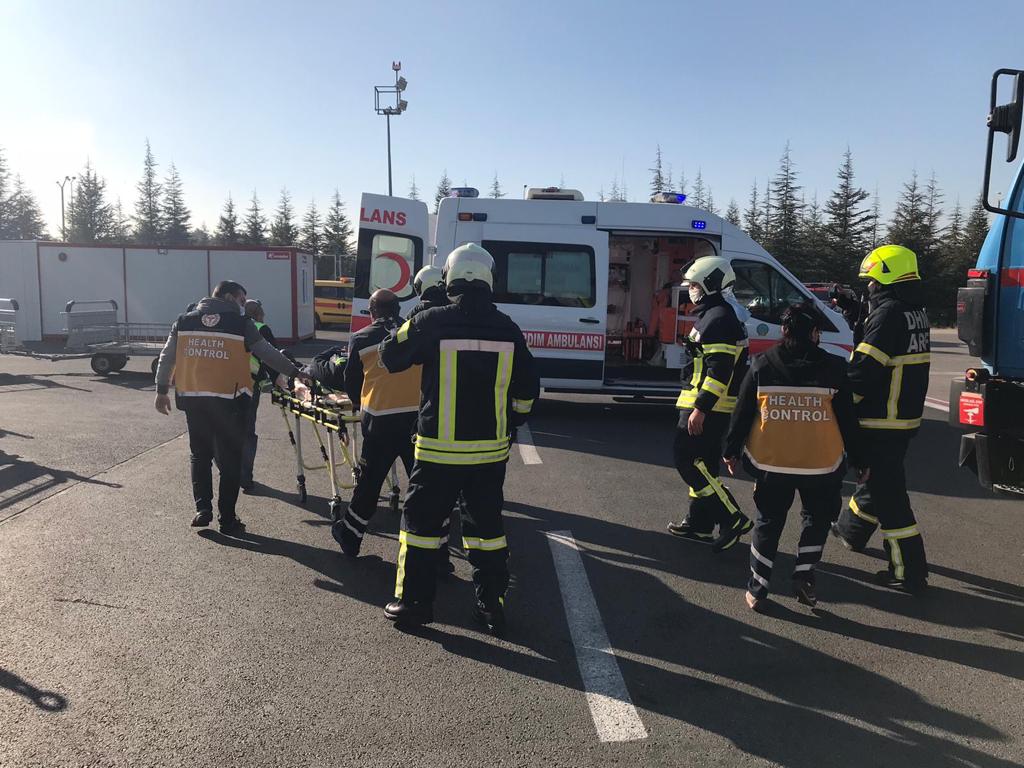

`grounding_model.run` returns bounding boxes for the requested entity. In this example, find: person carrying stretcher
[307,289,422,557]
